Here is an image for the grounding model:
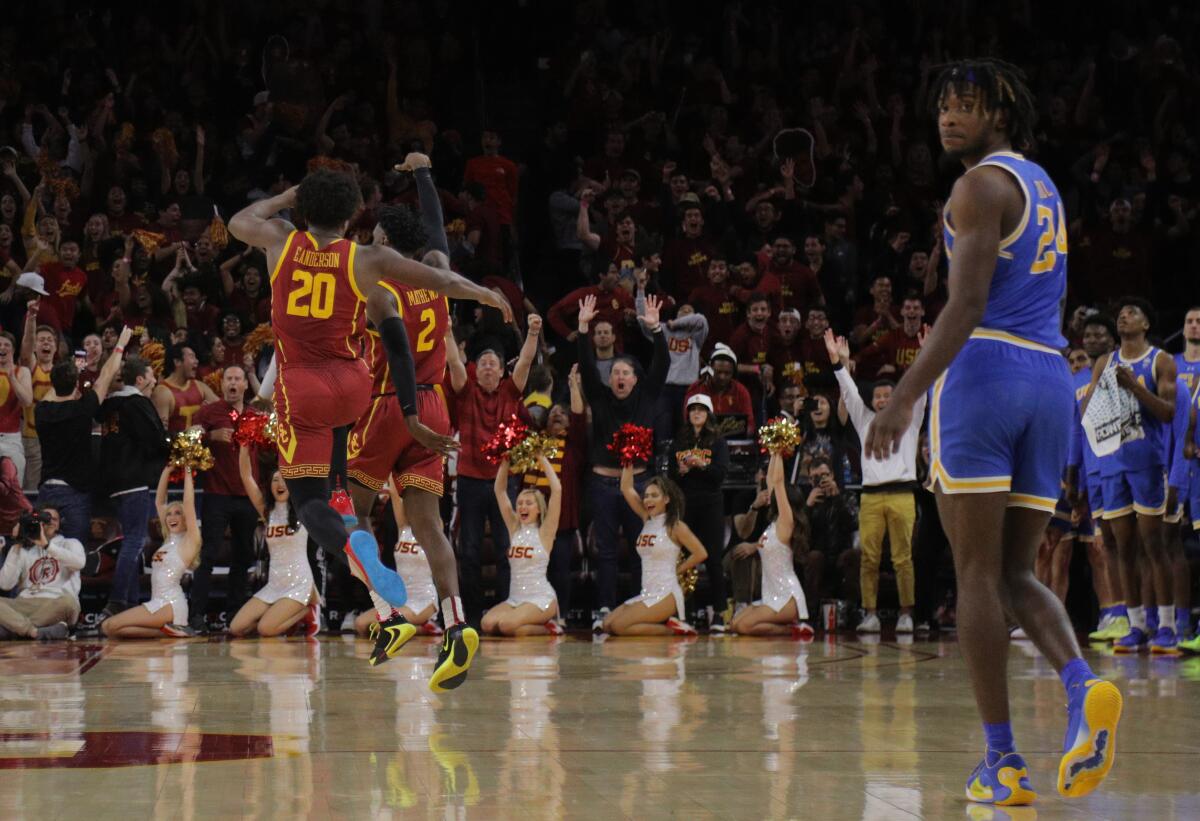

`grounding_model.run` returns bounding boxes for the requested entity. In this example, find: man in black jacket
[98,356,170,616]
[577,292,668,629]
[802,456,859,607]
